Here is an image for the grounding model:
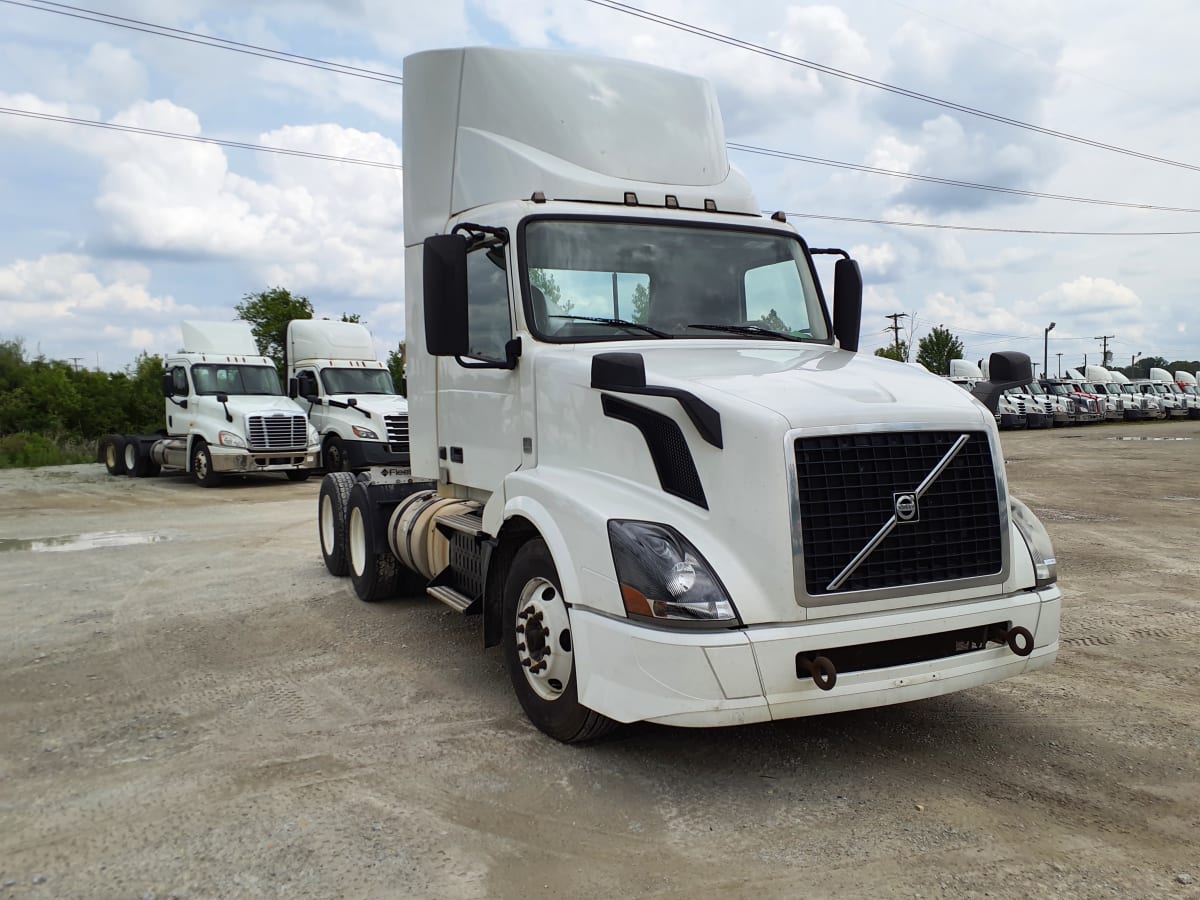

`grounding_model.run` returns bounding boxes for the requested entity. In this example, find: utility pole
[1055,352,1063,377]
[68,357,83,372]
[1094,334,1114,367]
[885,313,908,353]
